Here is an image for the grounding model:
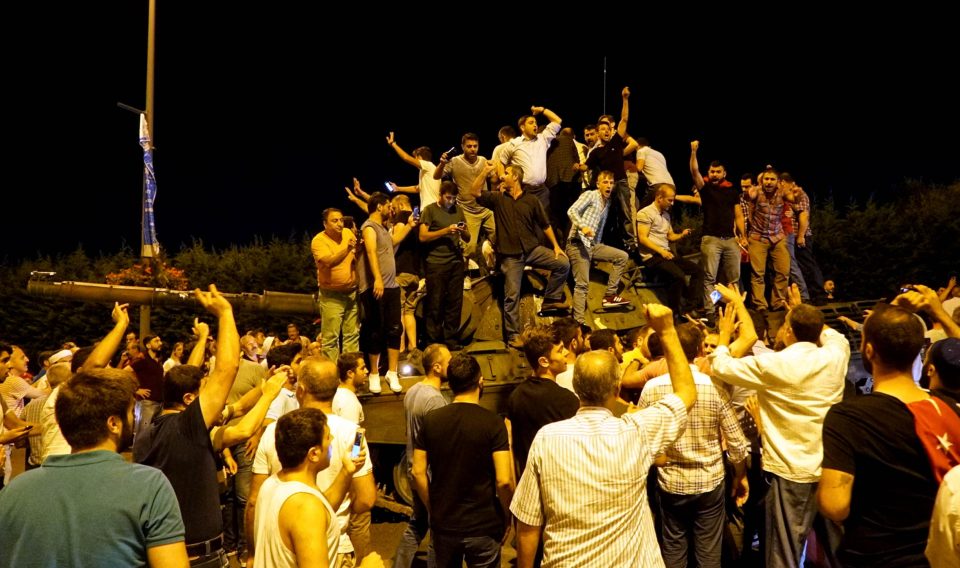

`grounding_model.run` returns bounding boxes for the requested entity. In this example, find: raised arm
[215,371,288,450]
[646,304,697,409]
[534,106,562,125]
[386,131,421,169]
[391,218,417,246]
[715,283,758,357]
[195,285,241,429]
[471,161,496,199]
[80,302,130,371]
[689,140,705,190]
[185,319,209,367]
[617,87,630,138]
[895,284,960,339]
